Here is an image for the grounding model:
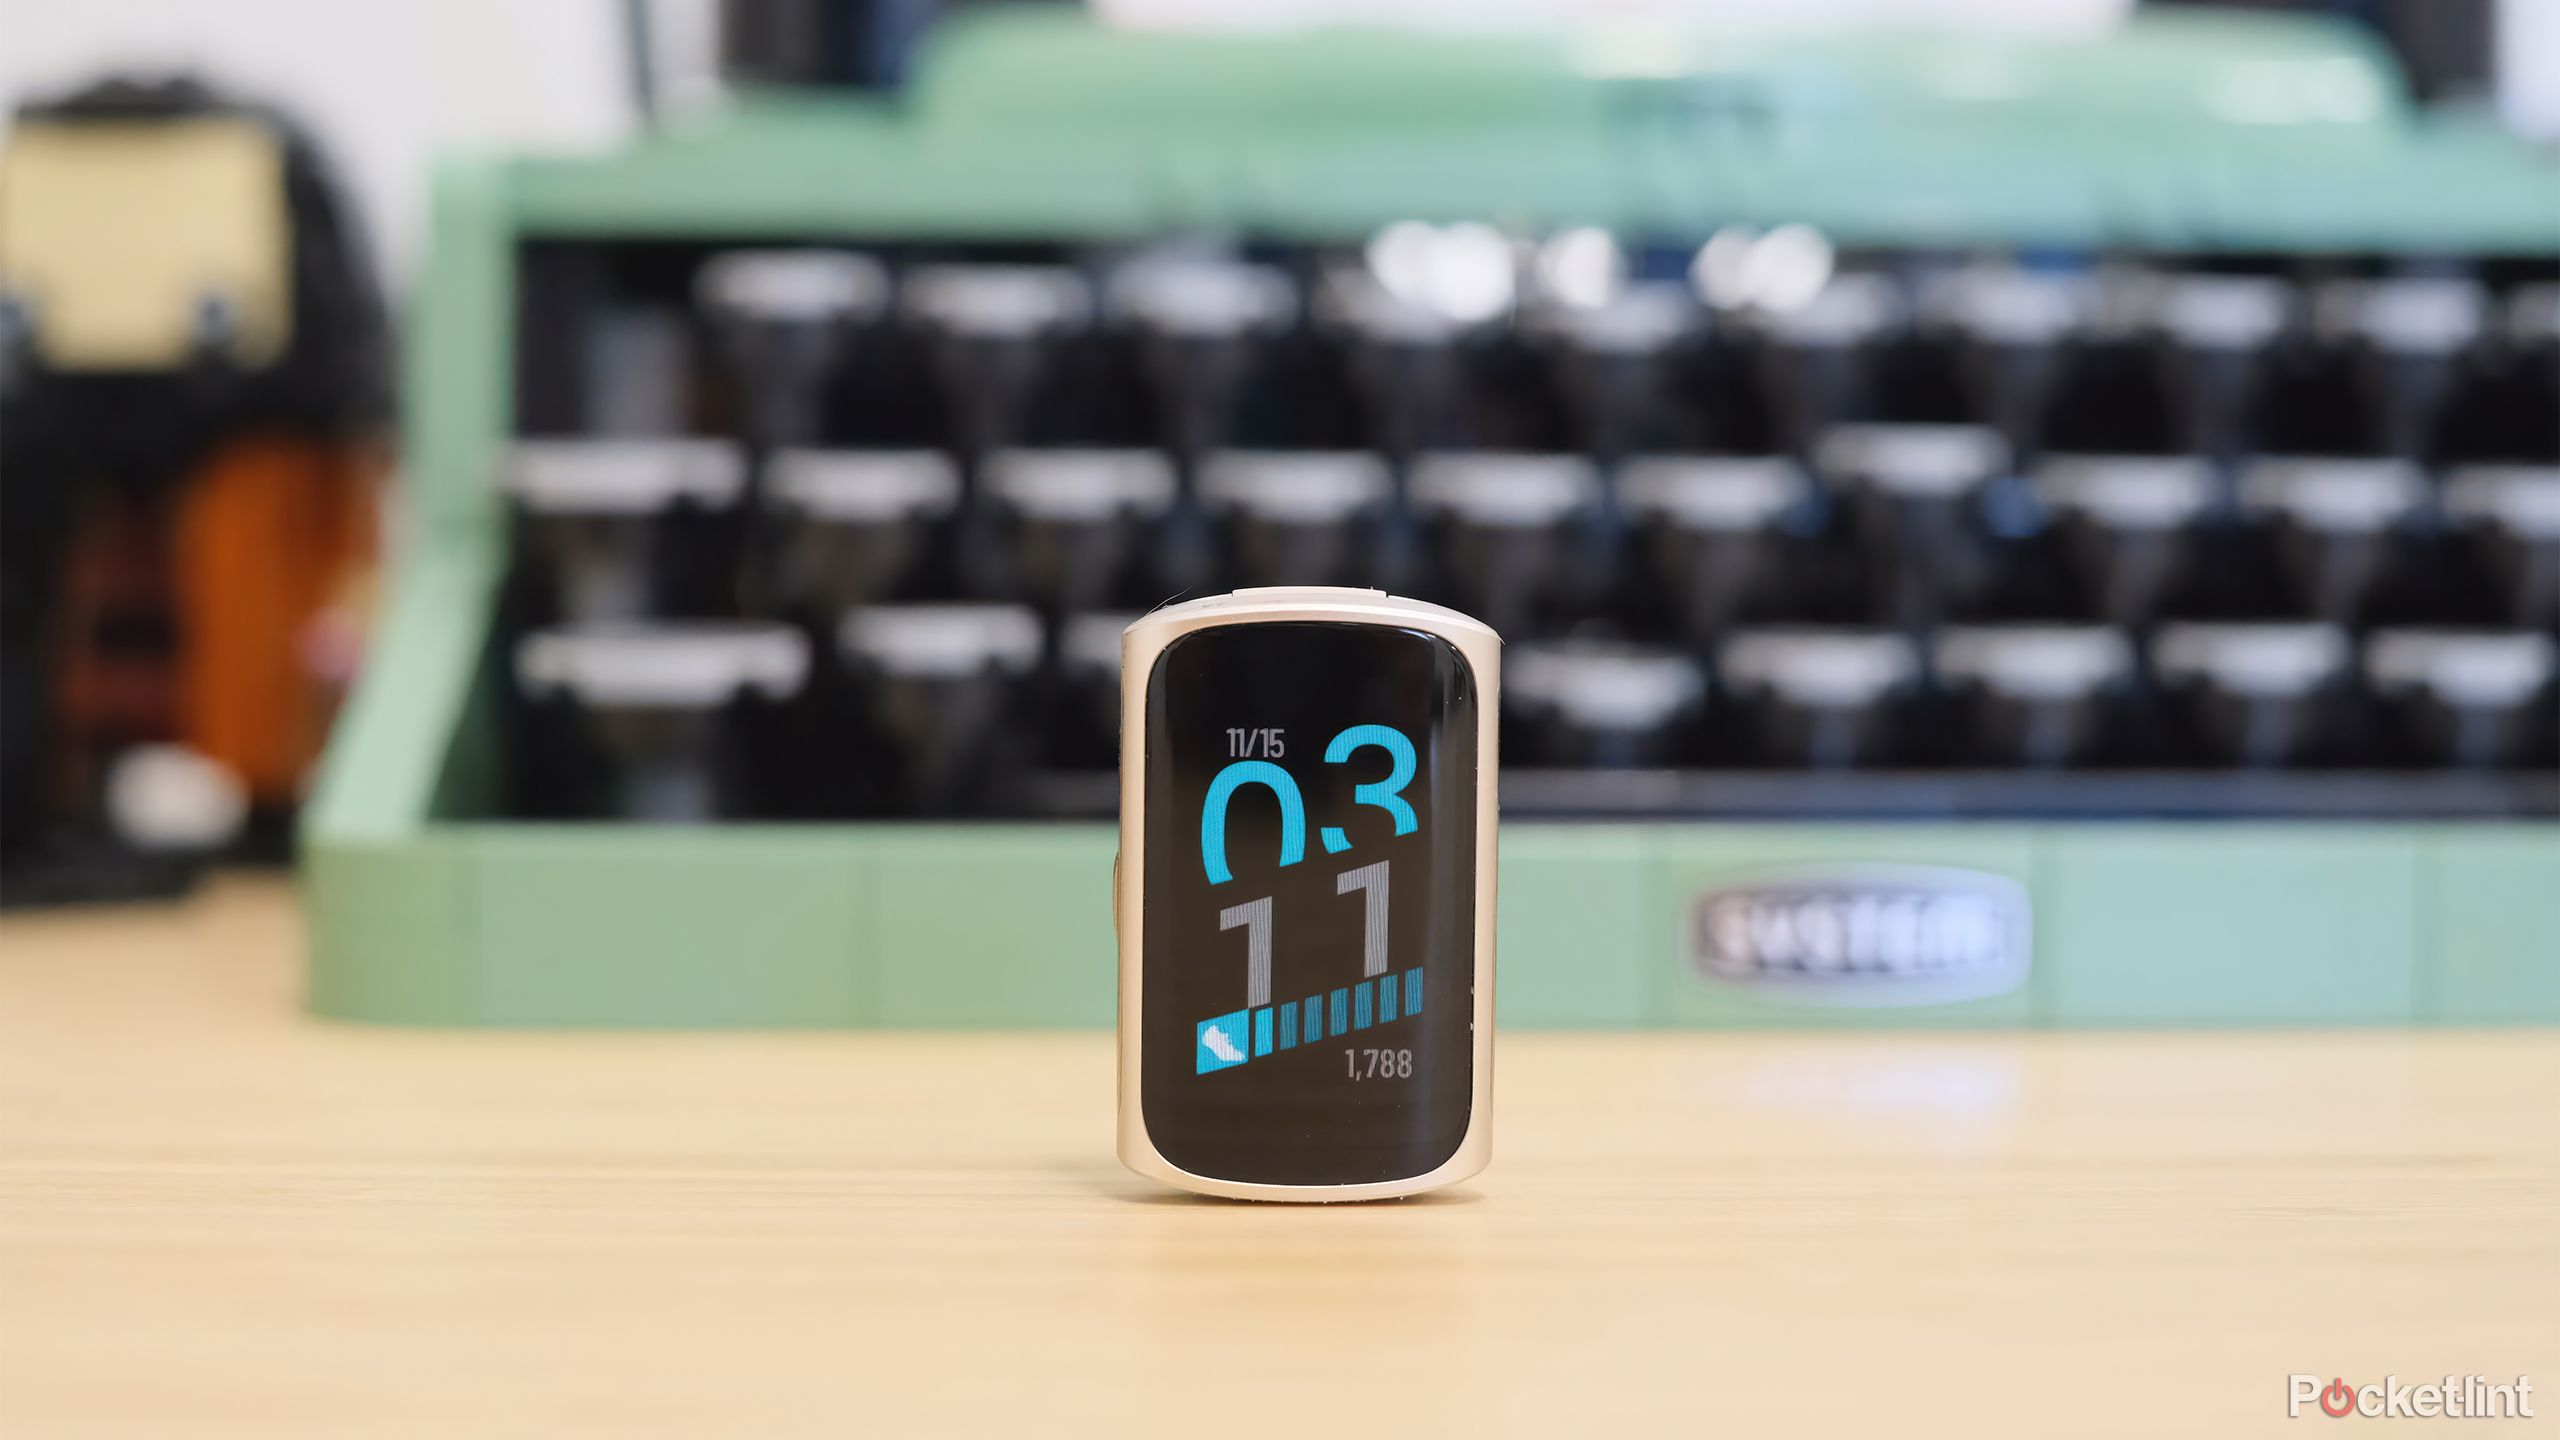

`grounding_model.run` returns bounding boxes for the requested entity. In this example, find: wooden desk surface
[2,878,2553,1438]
